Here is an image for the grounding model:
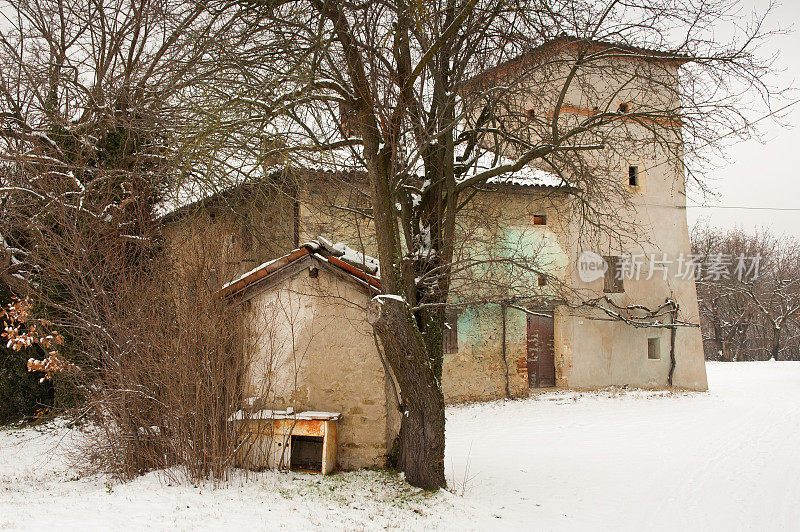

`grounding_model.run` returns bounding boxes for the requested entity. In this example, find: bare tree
[0,0,251,294]
[0,0,249,359]
[693,226,758,360]
[0,0,268,480]
[185,0,783,488]
[694,226,800,362]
